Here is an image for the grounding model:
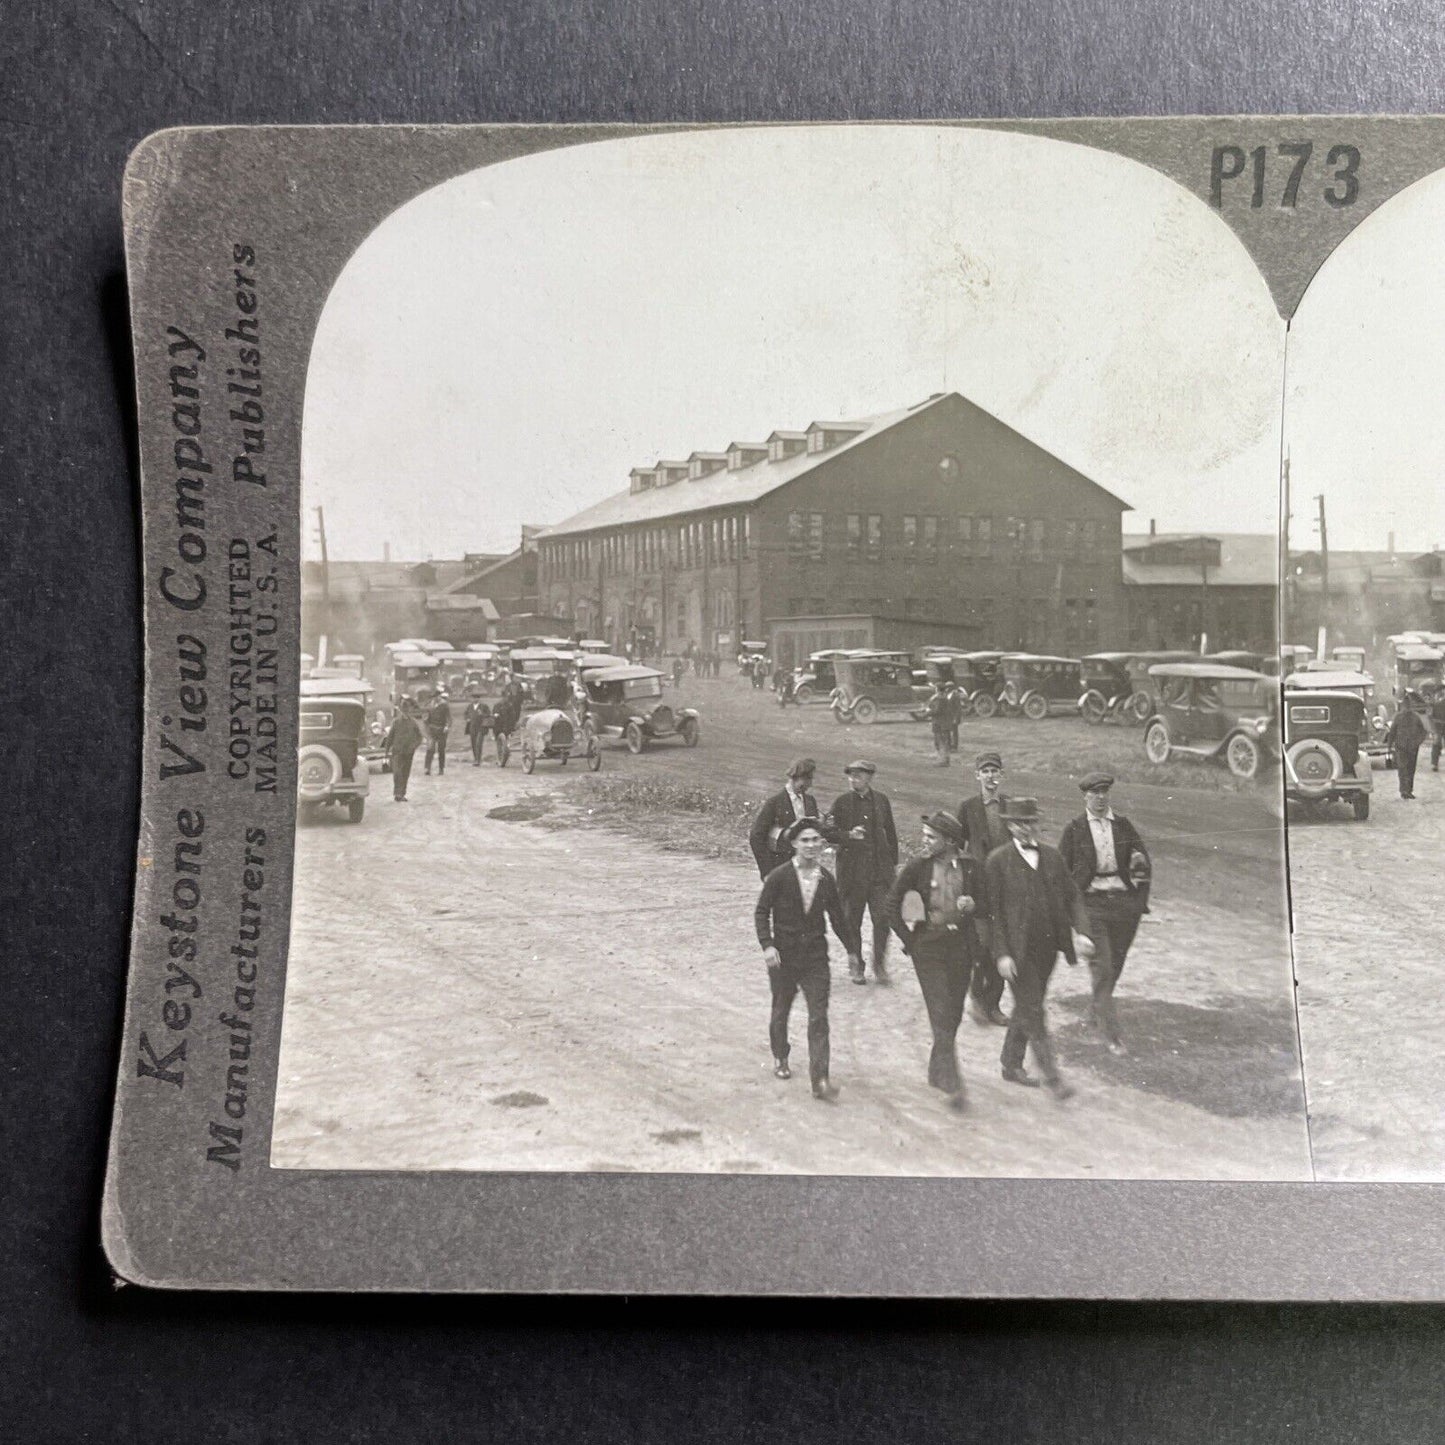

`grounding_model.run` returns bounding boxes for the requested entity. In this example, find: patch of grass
[565,774,755,858]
